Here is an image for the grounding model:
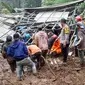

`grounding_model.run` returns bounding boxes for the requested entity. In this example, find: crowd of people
[1,16,85,81]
